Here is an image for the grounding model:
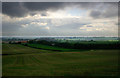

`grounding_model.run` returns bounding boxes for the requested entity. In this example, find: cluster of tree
[27,40,120,49]
[9,41,21,44]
